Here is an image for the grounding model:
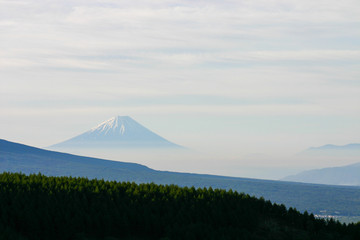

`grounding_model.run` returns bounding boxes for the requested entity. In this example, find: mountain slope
[1,139,360,217]
[1,139,154,182]
[282,162,360,186]
[49,116,182,149]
